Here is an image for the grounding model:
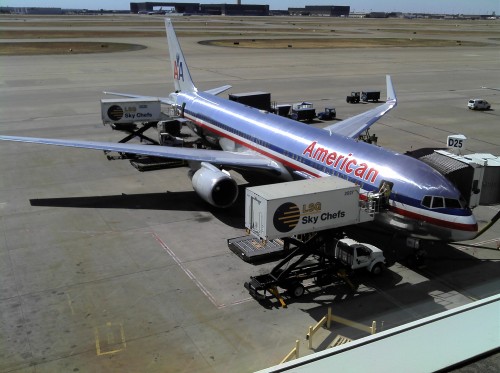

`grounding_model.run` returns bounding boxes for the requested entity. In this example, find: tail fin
[165,18,197,93]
